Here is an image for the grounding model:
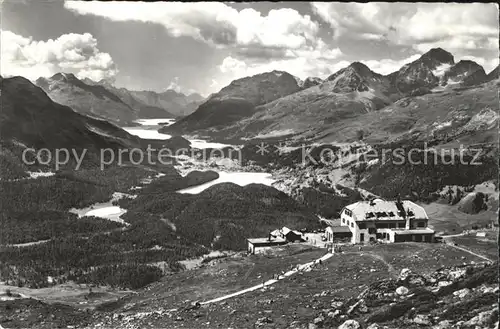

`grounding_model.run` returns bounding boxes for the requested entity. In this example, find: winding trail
[200,252,334,305]
[446,243,494,263]
[199,241,493,306]
[440,234,494,263]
